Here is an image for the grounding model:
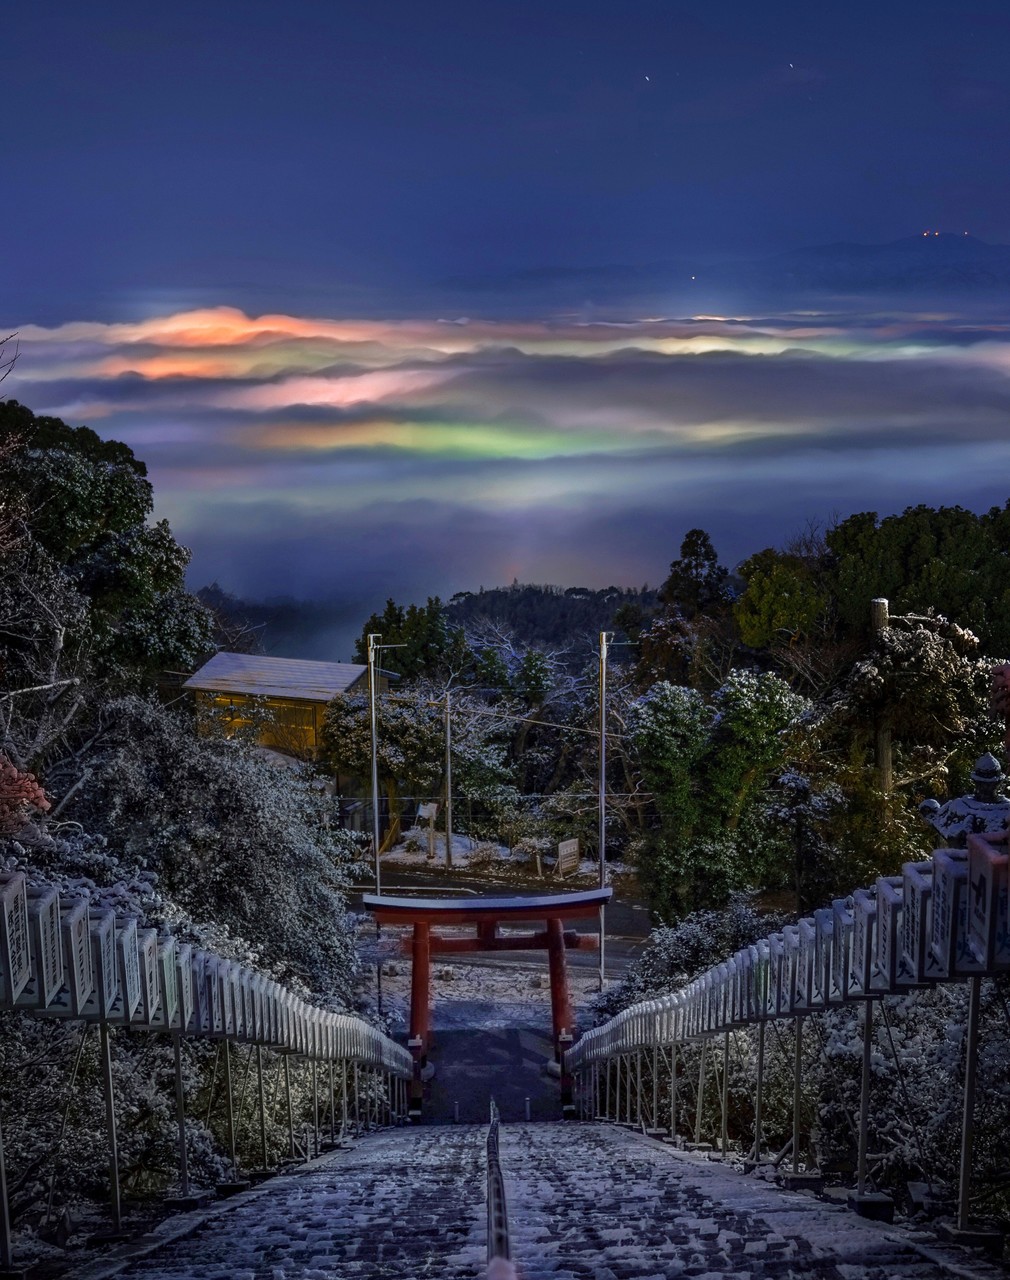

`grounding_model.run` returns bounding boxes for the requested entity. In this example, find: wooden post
[871,599,893,795]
